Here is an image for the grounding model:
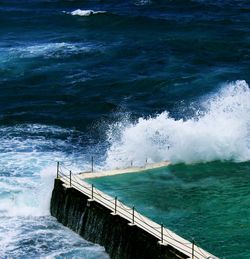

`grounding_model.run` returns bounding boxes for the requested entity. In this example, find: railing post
[115,196,117,214]
[57,161,59,178]
[91,156,94,172]
[70,170,72,186]
[192,238,195,259]
[161,223,164,243]
[91,184,94,199]
[132,206,135,224]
